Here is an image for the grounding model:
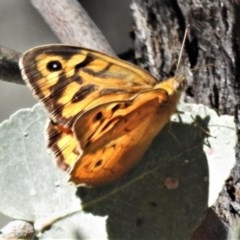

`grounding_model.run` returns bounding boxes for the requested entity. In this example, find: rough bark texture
[131,0,240,115]
[131,0,240,238]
